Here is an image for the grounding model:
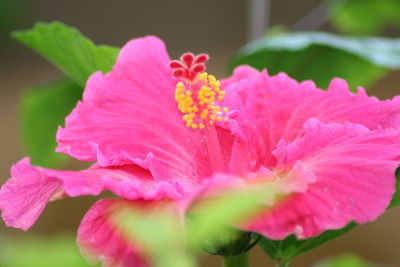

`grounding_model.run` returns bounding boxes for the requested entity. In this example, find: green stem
[276,261,291,267]
[223,253,249,267]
